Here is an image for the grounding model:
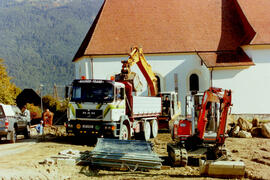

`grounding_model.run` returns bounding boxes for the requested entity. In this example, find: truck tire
[151,119,158,138]
[119,124,129,140]
[144,121,151,141]
[9,129,16,143]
